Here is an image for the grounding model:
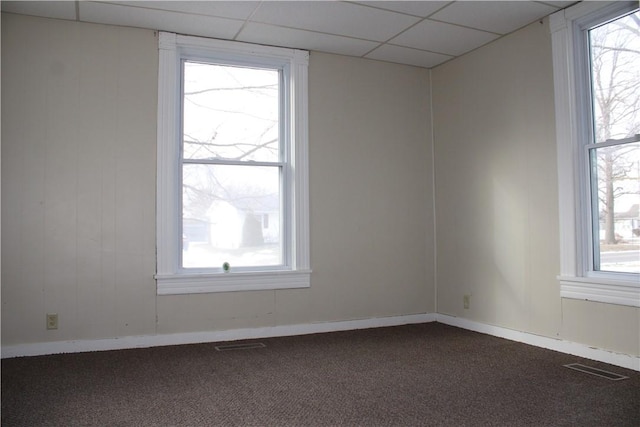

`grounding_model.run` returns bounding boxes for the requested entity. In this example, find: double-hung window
[550,1,639,306]
[156,32,310,295]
